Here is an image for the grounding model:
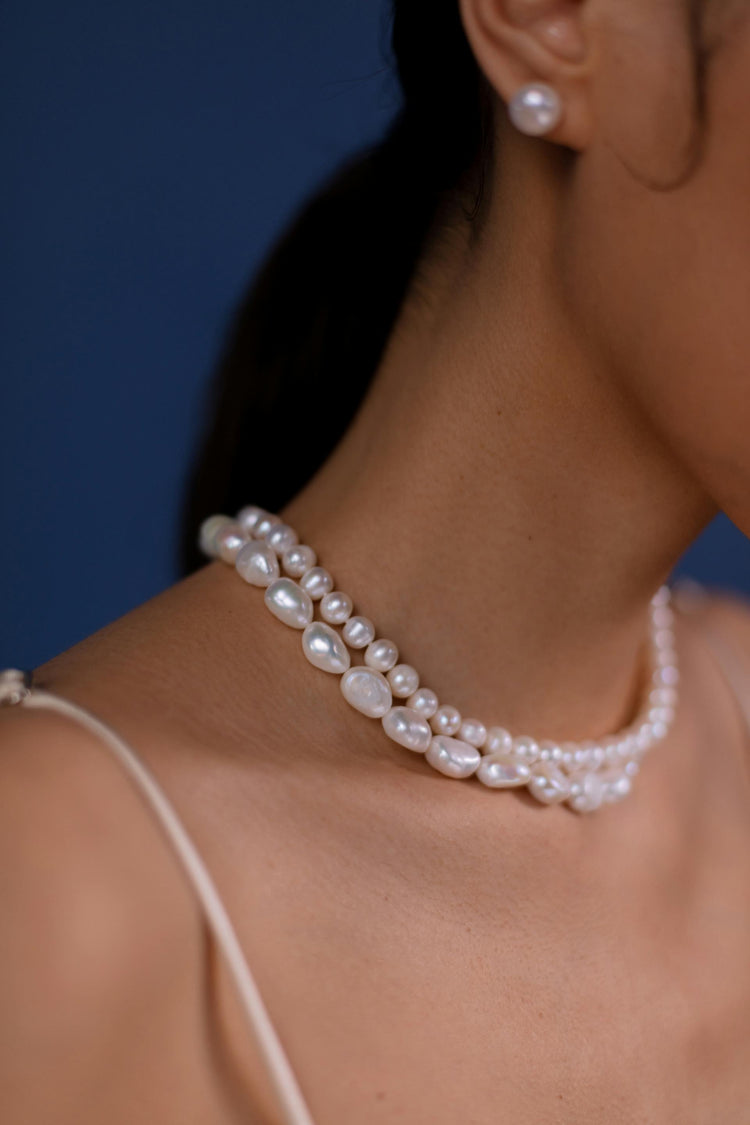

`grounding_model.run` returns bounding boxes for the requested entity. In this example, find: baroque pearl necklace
[199,507,679,814]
